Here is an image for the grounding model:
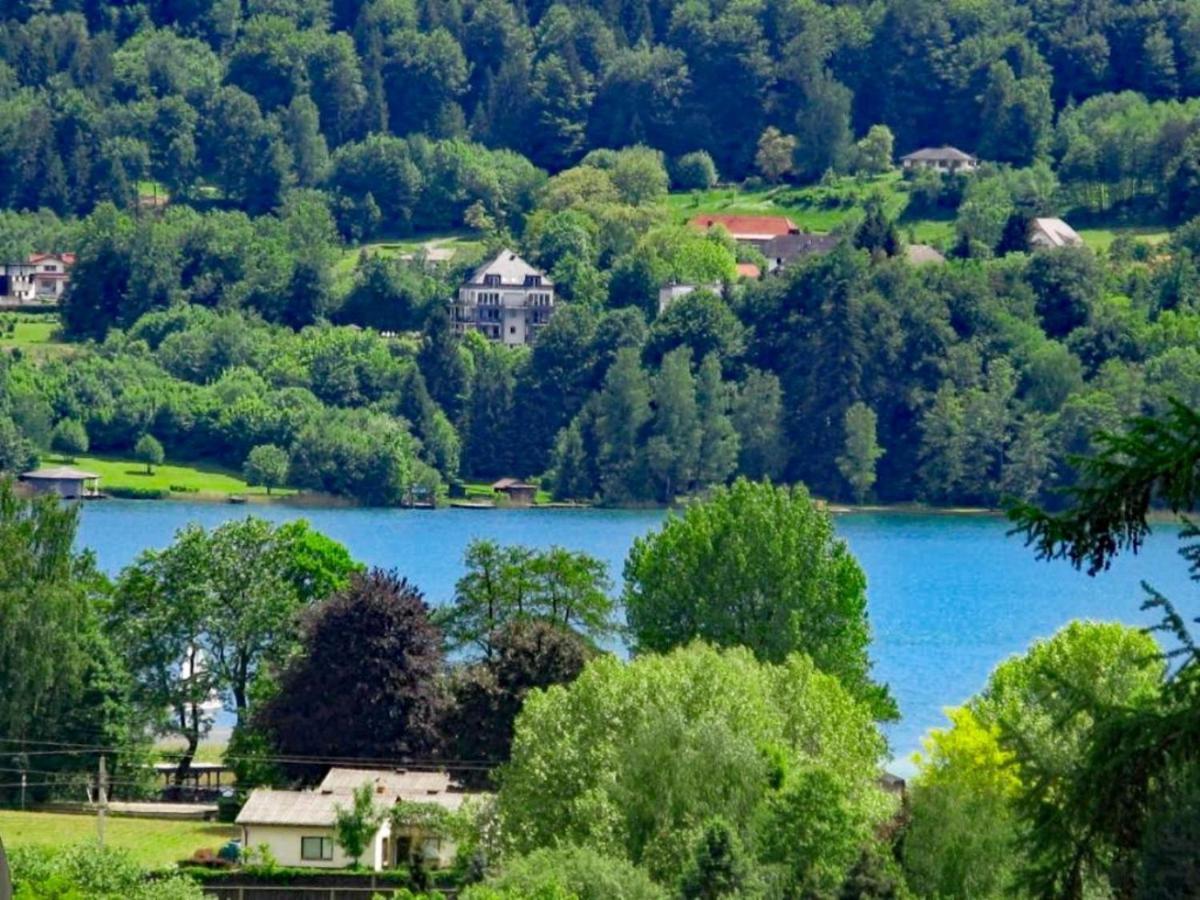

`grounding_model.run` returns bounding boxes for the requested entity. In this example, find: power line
[0,736,500,771]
